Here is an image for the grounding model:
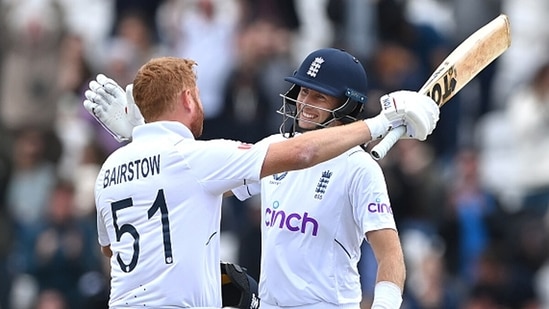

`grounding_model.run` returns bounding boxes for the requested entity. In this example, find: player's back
[94,122,264,308]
